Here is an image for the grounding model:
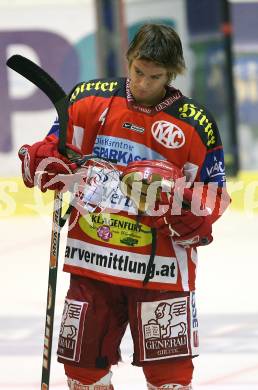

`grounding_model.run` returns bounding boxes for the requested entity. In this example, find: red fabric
[57,275,128,368]
[19,77,231,291]
[18,137,82,192]
[64,358,193,387]
[57,276,195,369]
[143,358,194,386]
[64,365,110,385]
